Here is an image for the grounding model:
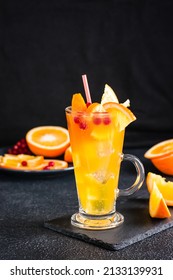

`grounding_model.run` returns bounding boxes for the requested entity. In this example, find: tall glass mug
[65,106,145,230]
